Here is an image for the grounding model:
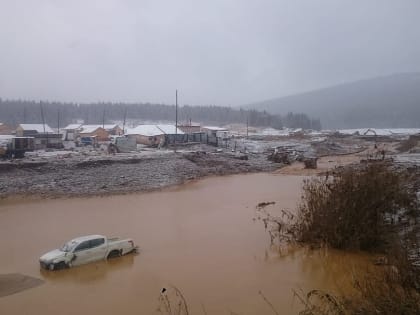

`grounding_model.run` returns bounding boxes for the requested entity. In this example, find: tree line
[0,99,321,130]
